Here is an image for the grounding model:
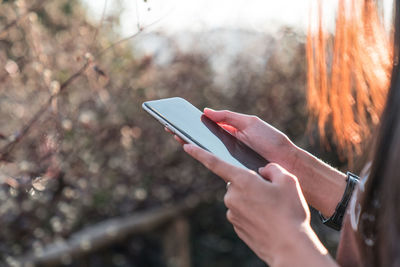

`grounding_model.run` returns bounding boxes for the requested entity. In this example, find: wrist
[276,136,299,172]
[284,145,347,217]
[320,172,359,230]
[271,224,336,267]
